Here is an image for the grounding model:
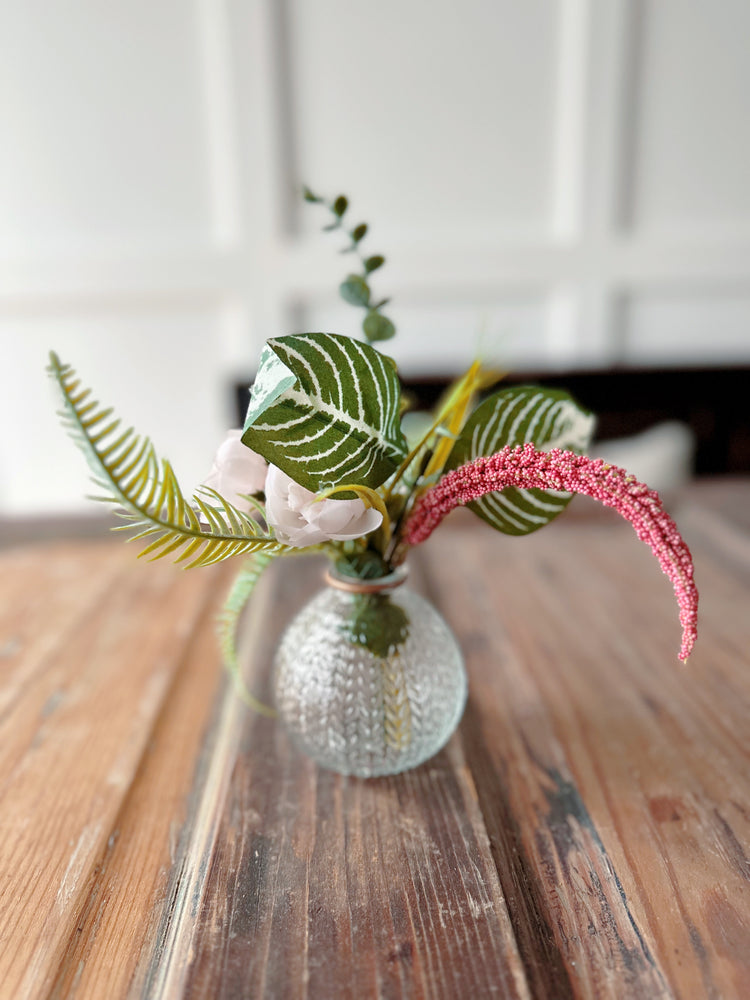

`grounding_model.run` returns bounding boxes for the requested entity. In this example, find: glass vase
[272,566,467,777]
